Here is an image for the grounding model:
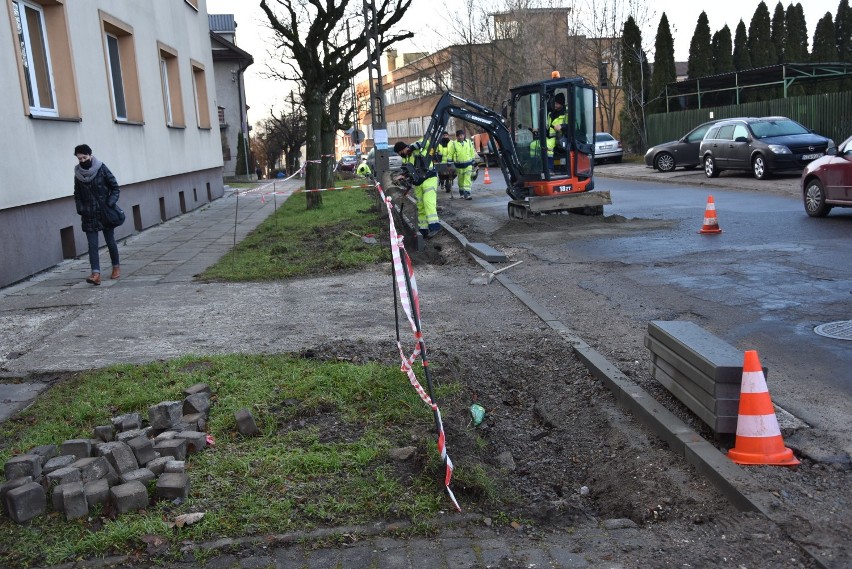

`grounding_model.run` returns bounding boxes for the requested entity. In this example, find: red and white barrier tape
[377,181,460,512]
